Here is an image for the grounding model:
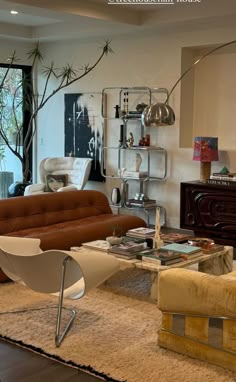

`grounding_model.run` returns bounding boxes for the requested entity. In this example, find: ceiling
[0,0,236,42]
